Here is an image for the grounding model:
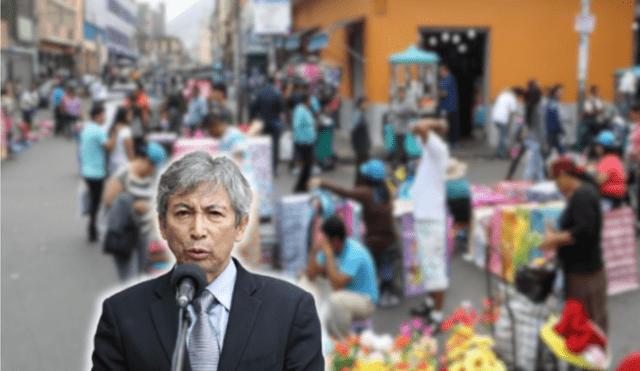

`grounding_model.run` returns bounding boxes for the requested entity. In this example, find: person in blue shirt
[292,93,317,193]
[306,216,378,340]
[438,64,459,148]
[185,85,208,136]
[51,82,66,136]
[79,104,118,241]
